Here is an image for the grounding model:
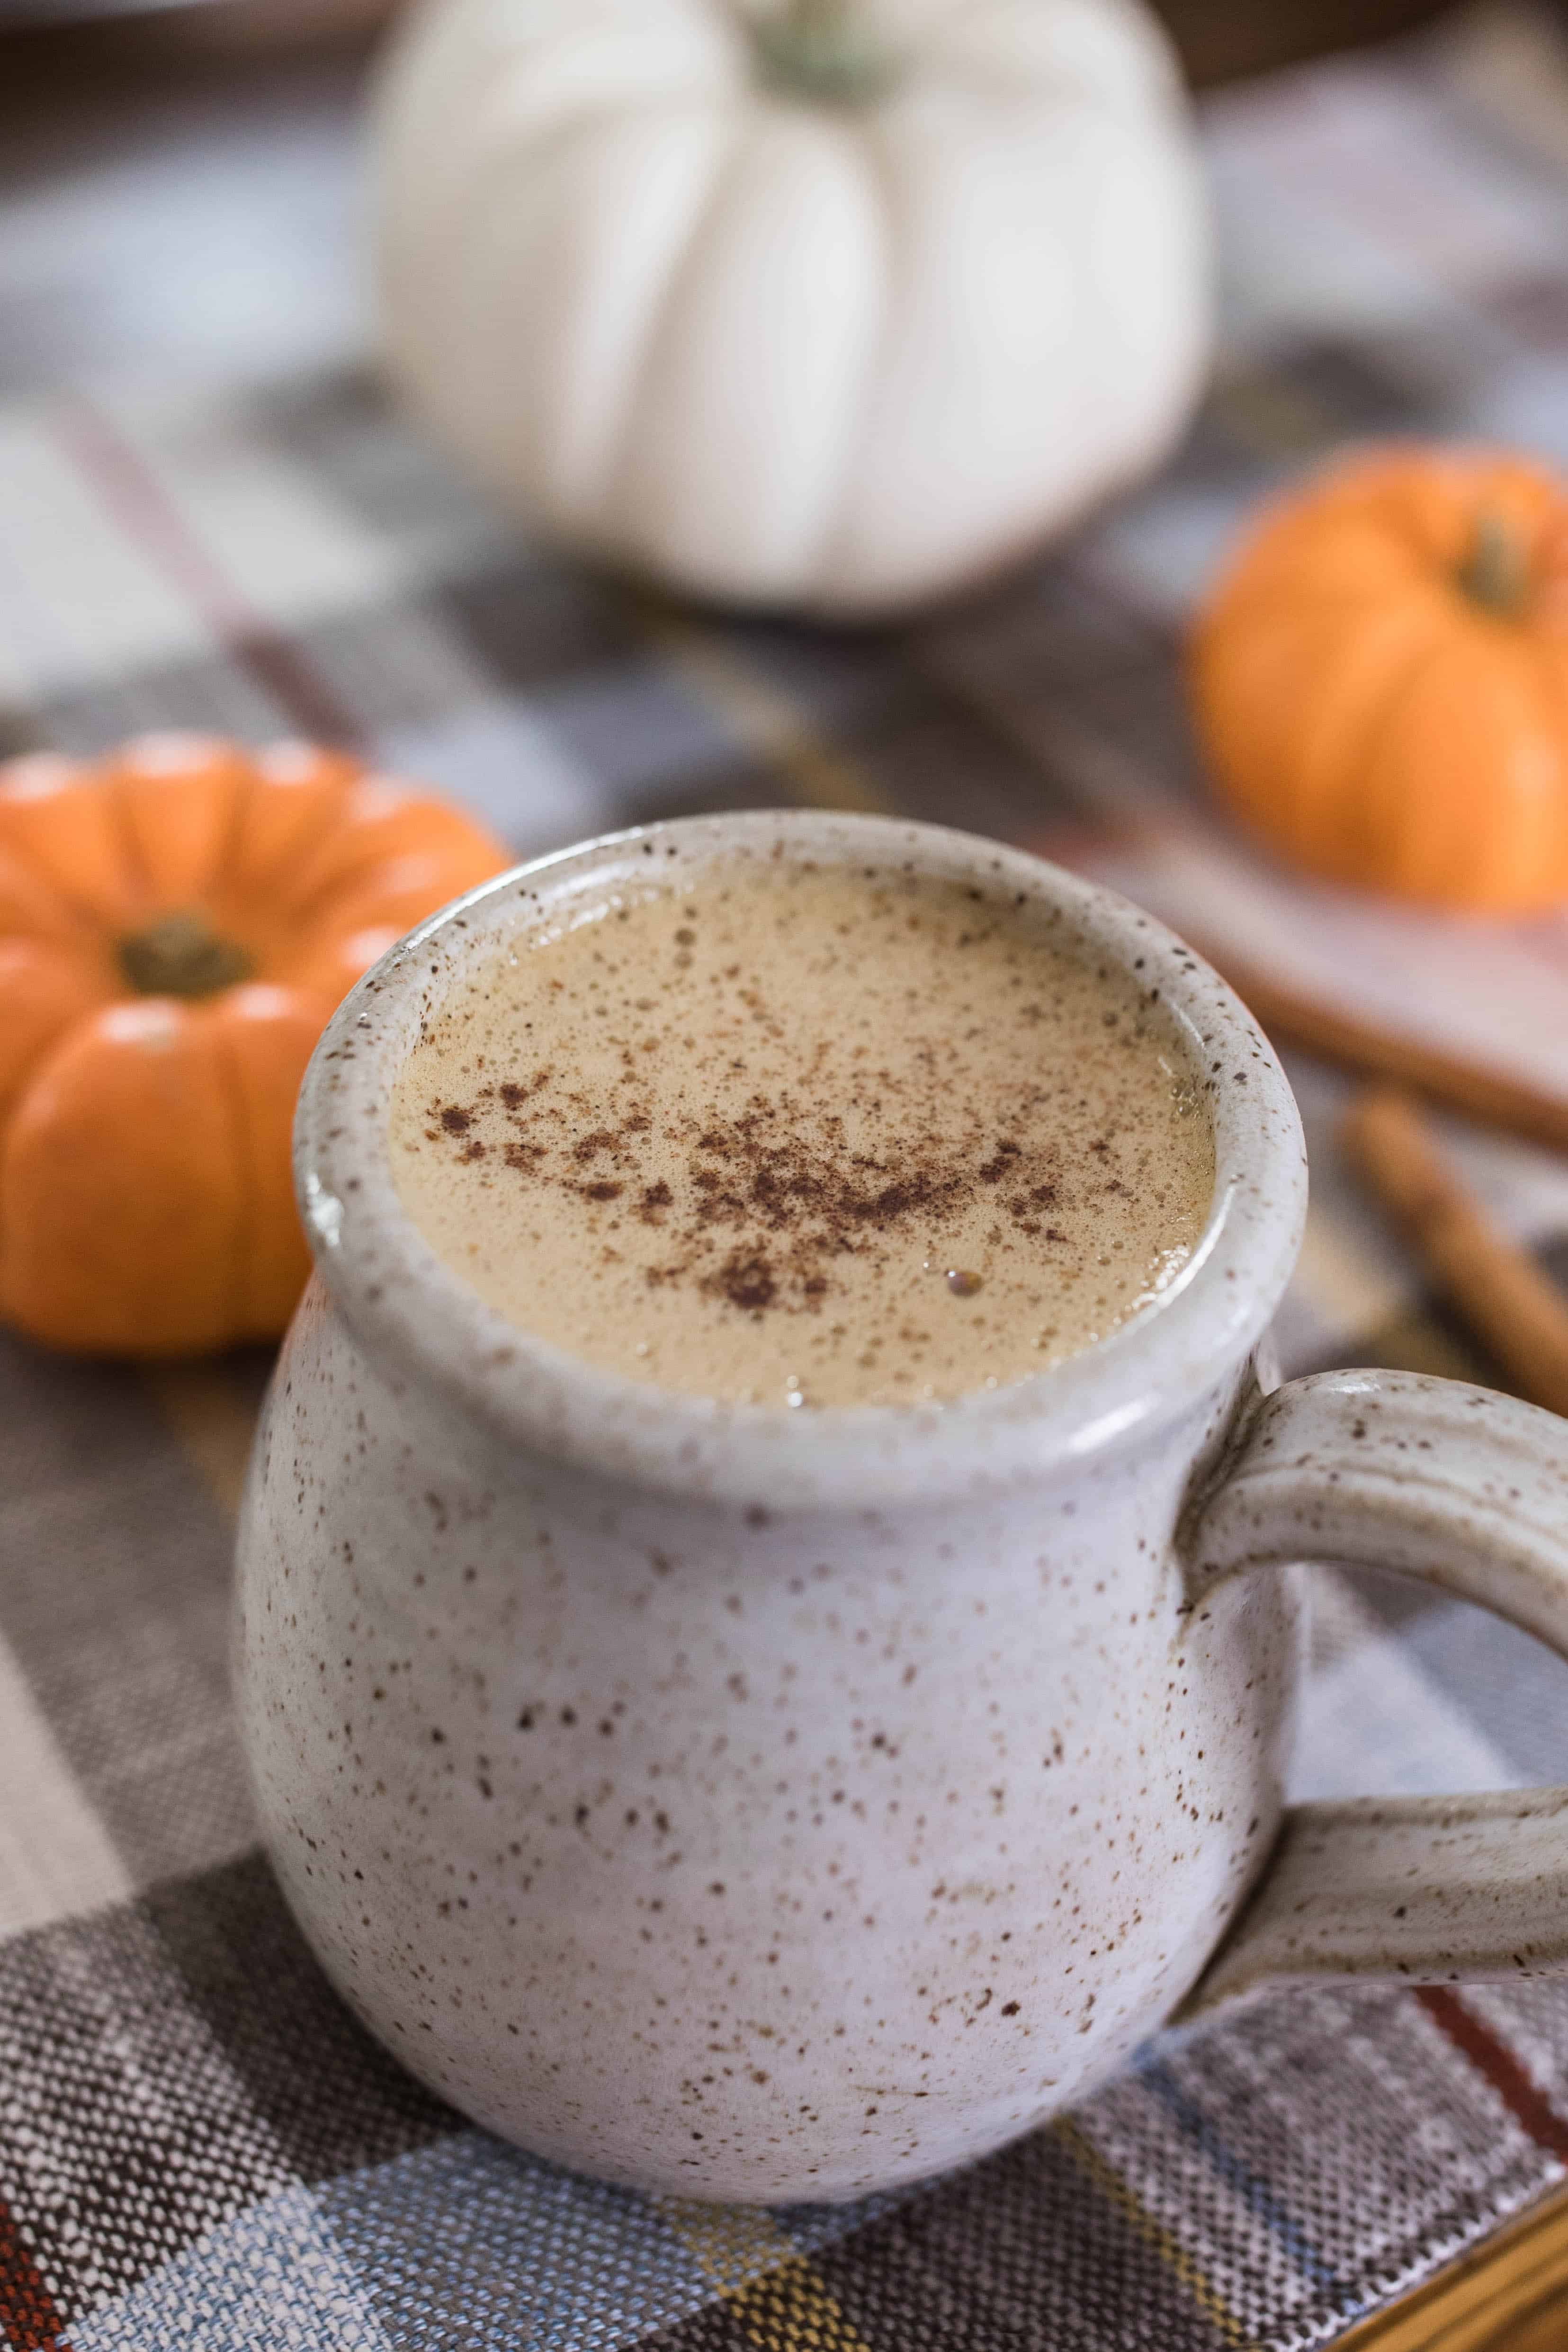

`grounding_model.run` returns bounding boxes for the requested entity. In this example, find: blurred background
[4,0,1558,397]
